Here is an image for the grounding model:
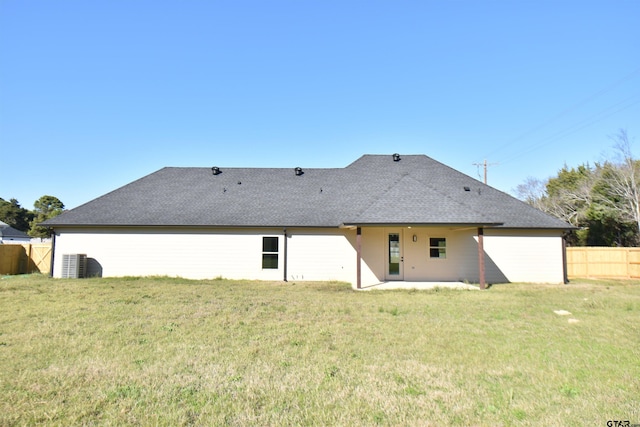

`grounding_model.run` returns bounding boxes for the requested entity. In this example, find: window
[429,238,446,259]
[262,237,279,269]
